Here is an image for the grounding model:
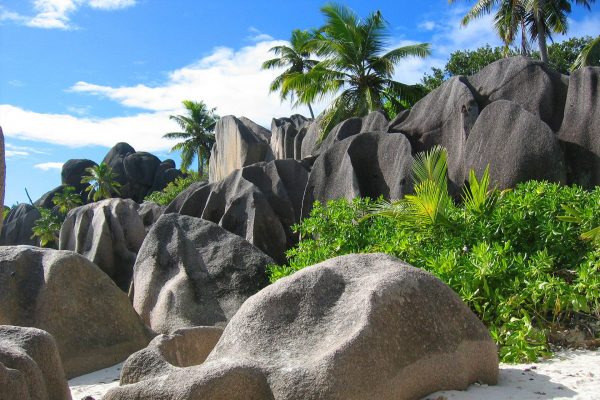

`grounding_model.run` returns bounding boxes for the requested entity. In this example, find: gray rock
[300,120,322,159]
[131,214,273,333]
[166,159,309,263]
[558,66,600,188]
[124,152,161,187]
[302,131,413,218]
[389,76,478,194]
[0,246,149,378]
[0,325,71,400]
[120,326,223,385]
[59,198,146,291]
[270,115,312,160]
[137,201,165,233]
[34,185,65,209]
[467,56,568,132]
[61,159,97,192]
[209,116,273,183]
[465,100,566,189]
[0,204,40,246]
[102,142,136,185]
[105,253,498,400]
